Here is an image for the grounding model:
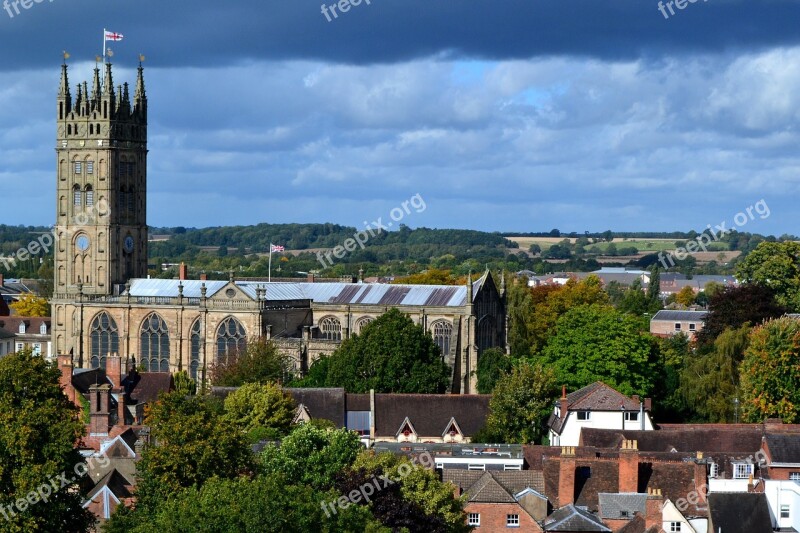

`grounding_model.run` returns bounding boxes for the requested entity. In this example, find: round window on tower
[76,235,90,252]
[124,236,134,253]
